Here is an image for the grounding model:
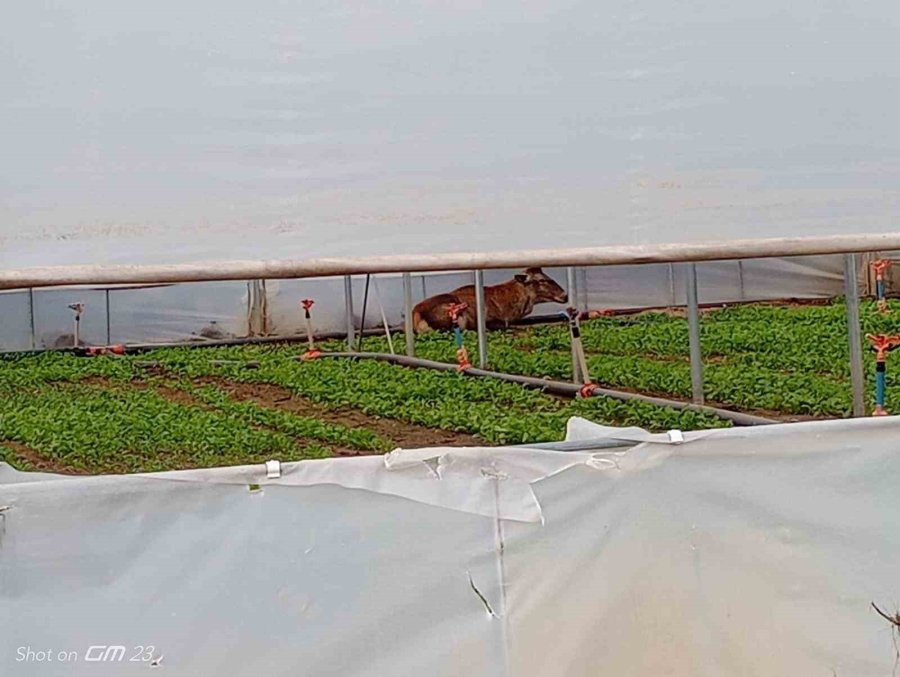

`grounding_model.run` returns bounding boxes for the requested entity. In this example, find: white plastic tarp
[3,1,900,269]
[3,416,899,675]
